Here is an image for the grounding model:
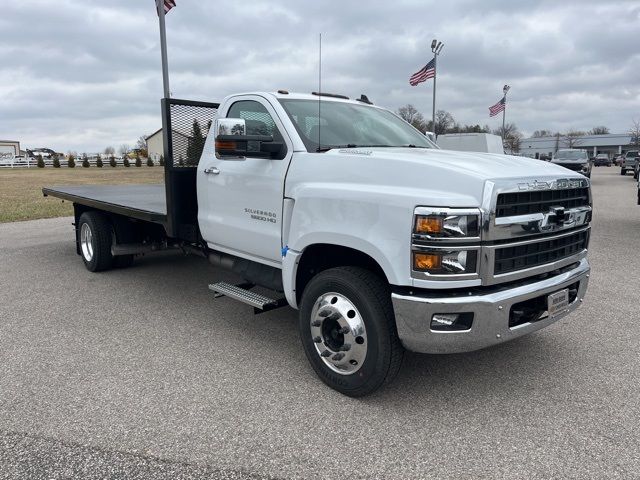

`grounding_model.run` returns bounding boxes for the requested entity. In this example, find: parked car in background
[613,154,624,166]
[594,153,611,167]
[621,150,639,176]
[551,149,592,178]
